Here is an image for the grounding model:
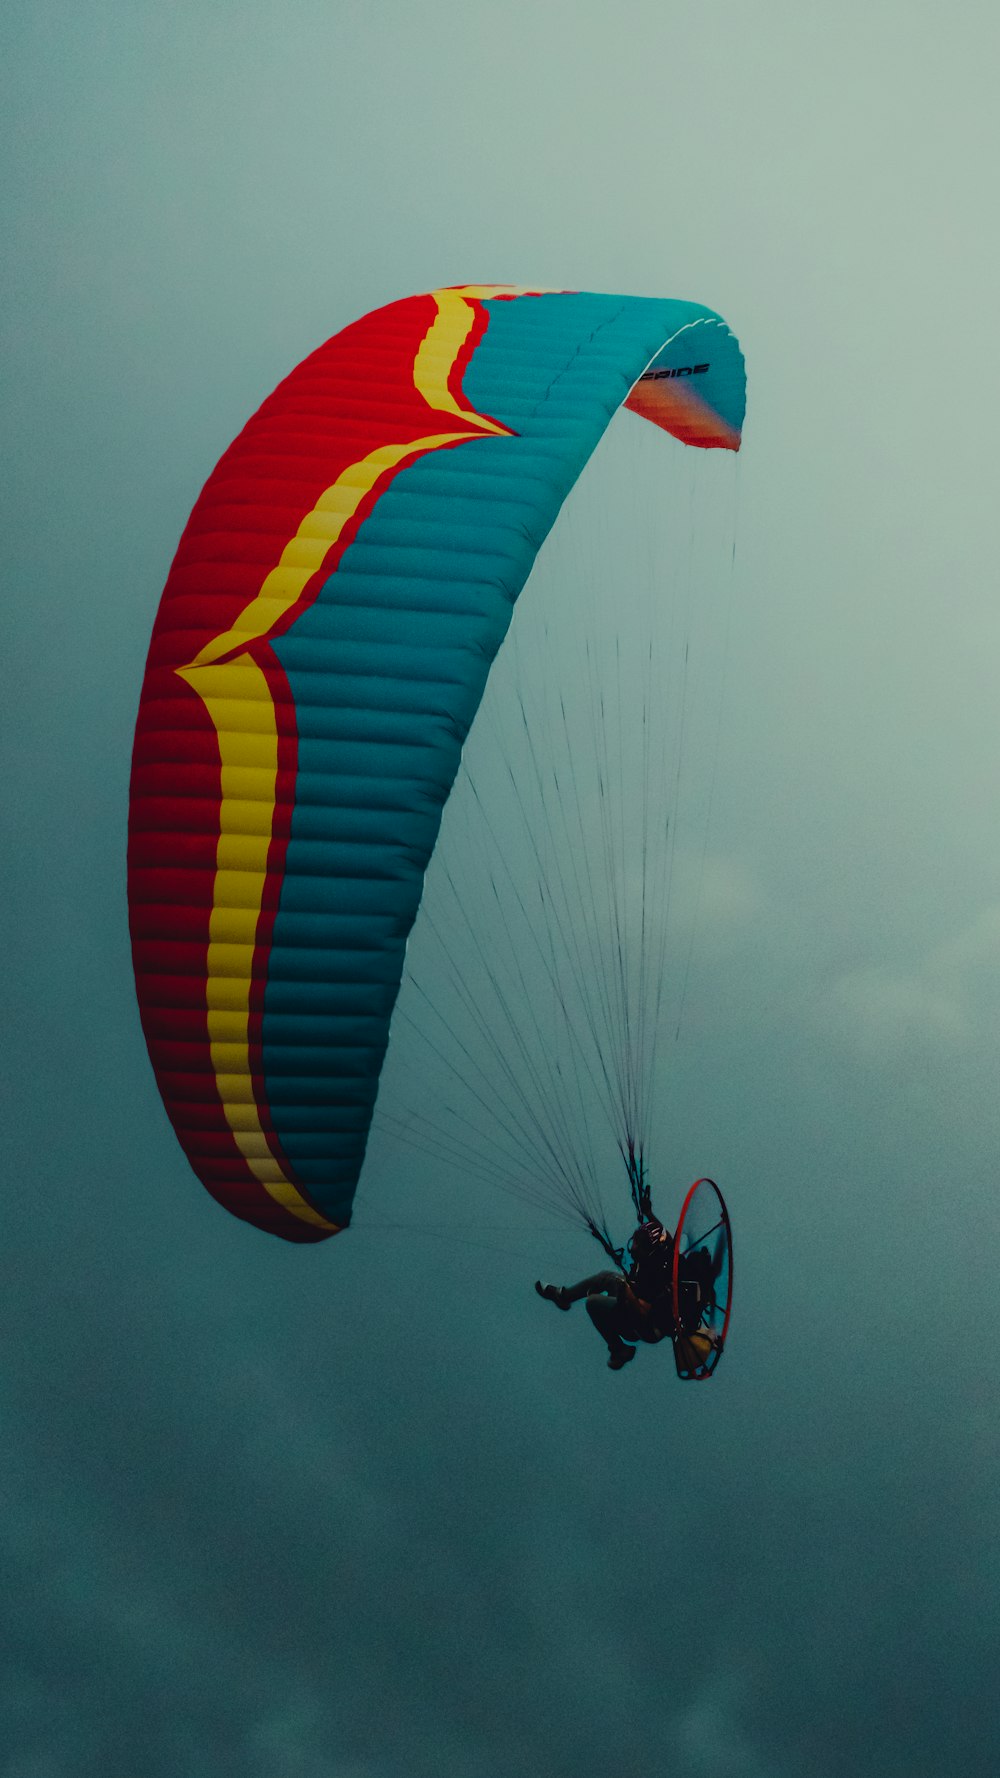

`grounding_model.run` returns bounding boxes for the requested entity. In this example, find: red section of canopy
[130,292,492,1239]
[625,376,741,450]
